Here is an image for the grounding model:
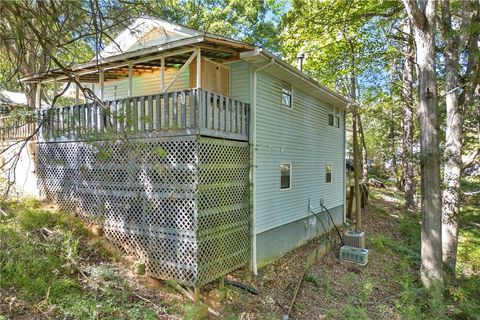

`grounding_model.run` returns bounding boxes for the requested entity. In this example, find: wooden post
[353,109,362,231]
[160,57,165,92]
[196,48,201,88]
[75,76,80,105]
[35,82,42,109]
[128,63,133,97]
[99,70,105,101]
